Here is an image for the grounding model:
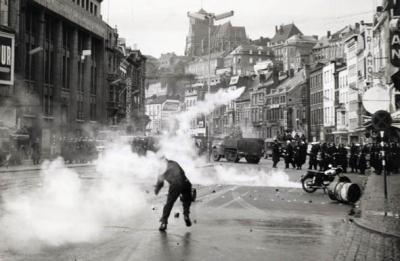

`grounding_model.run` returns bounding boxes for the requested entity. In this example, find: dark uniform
[349,144,359,173]
[308,144,319,170]
[358,152,367,175]
[284,142,295,169]
[272,141,280,168]
[155,160,192,231]
[337,144,348,173]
